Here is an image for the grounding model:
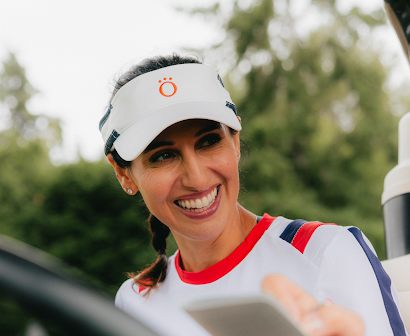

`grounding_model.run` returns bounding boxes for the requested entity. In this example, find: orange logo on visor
[159,78,177,97]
